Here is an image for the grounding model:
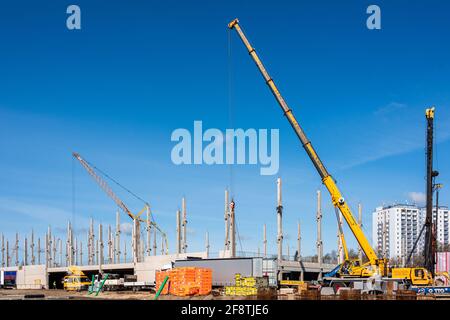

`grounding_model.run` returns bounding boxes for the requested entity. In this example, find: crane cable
[228,27,245,255]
